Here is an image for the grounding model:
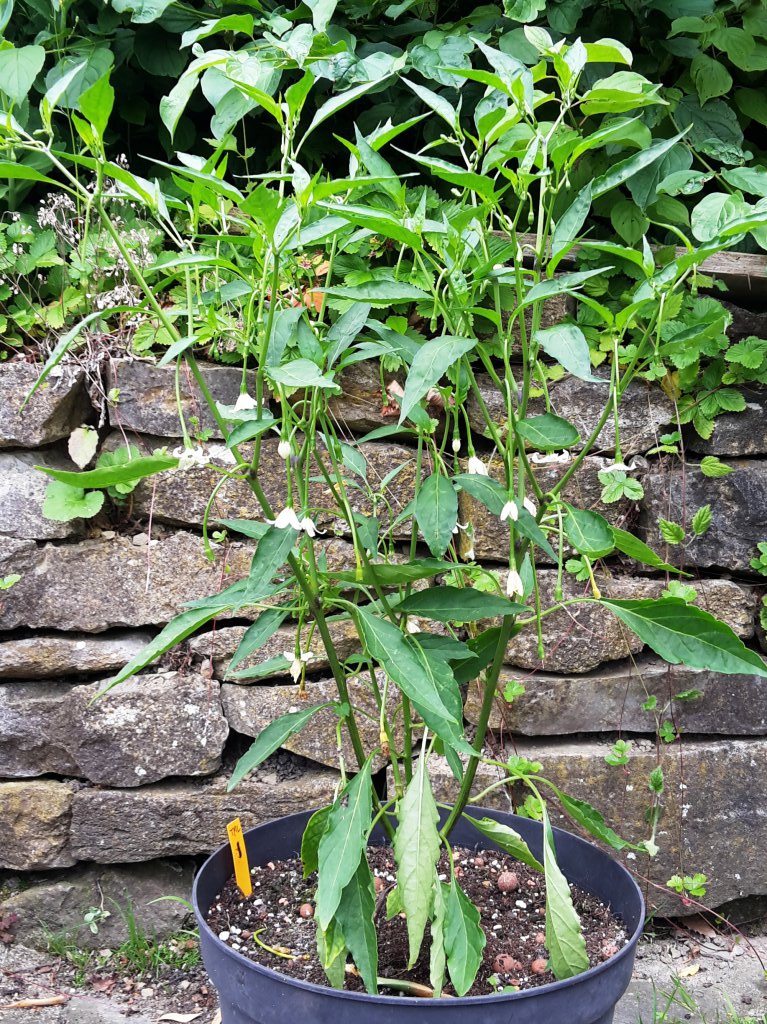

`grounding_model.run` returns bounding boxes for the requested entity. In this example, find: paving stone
[0,631,153,679]
[638,460,767,571]
[0,364,91,449]
[106,359,259,440]
[0,450,83,540]
[465,654,767,735]
[70,764,338,862]
[0,671,228,785]
[0,780,75,869]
